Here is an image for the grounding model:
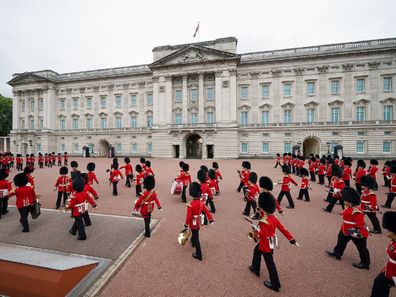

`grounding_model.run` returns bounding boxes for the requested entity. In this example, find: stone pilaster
[165,75,173,125]
[182,74,188,123]
[215,70,223,123]
[198,73,204,123]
